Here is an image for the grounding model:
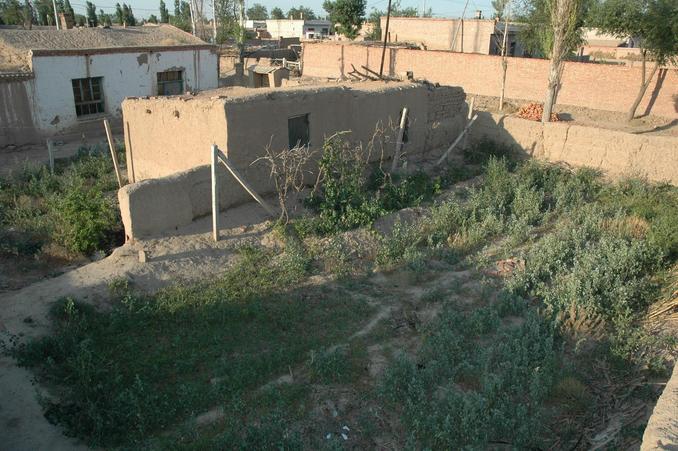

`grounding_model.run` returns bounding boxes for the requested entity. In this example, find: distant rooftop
[0,24,212,72]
